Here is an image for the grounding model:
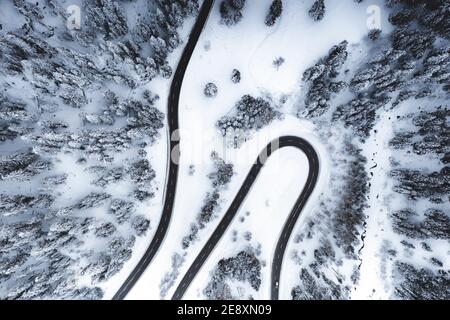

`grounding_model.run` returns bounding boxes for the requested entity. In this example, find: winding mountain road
[172,136,319,300]
[112,0,215,300]
[114,0,320,300]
